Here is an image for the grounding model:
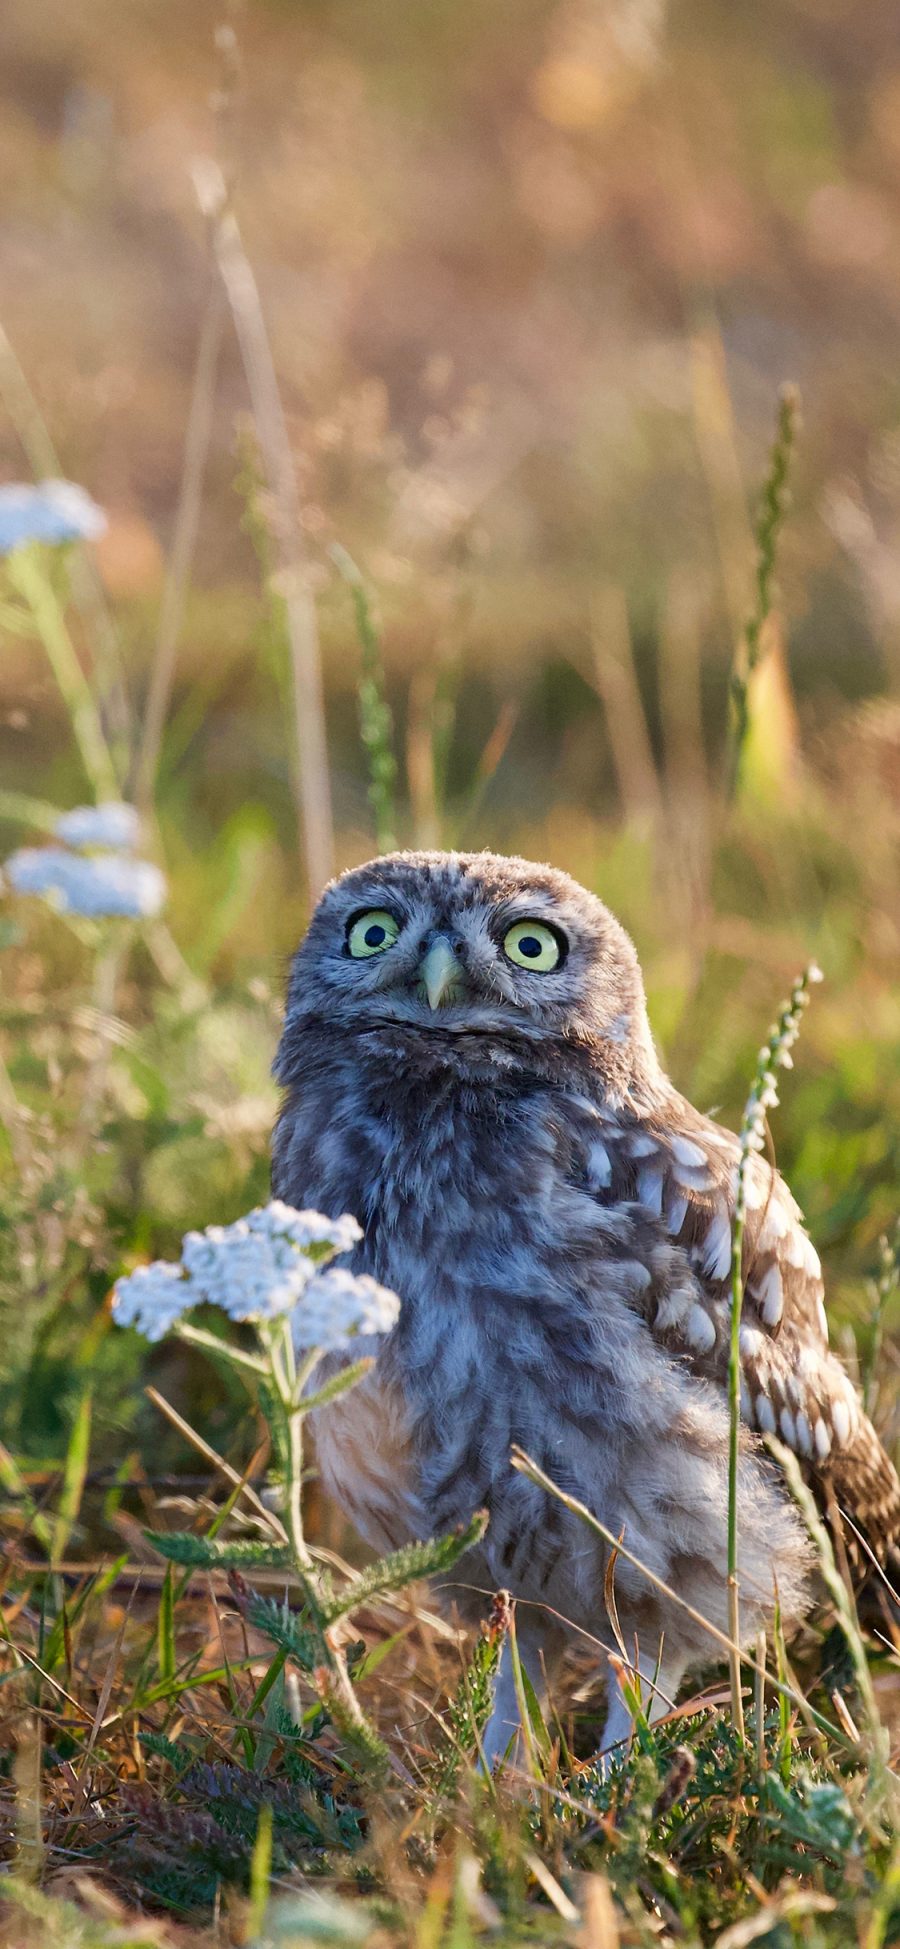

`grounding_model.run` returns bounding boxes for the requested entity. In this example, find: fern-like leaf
[233,1585,323,1672]
[320,1508,488,1623]
[145,1530,292,1570]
